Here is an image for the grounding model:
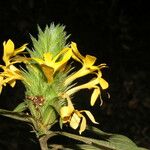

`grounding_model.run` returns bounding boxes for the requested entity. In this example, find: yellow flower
[62,42,109,106]
[0,39,27,93]
[31,41,108,106]
[65,42,108,86]
[32,47,72,82]
[0,65,23,91]
[3,39,27,66]
[66,71,108,106]
[32,41,109,105]
[60,95,98,134]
